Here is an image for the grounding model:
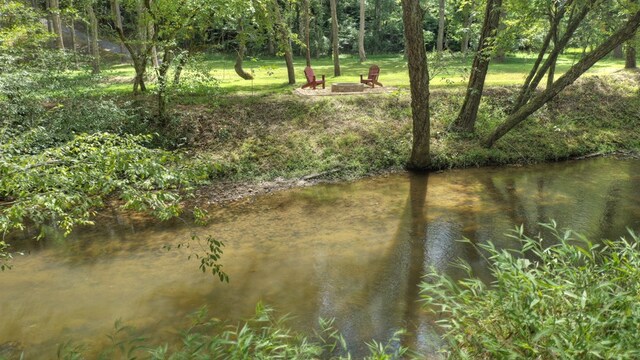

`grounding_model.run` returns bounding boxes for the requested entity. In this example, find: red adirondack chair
[302,66,326,90]
[360,65,383,88]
